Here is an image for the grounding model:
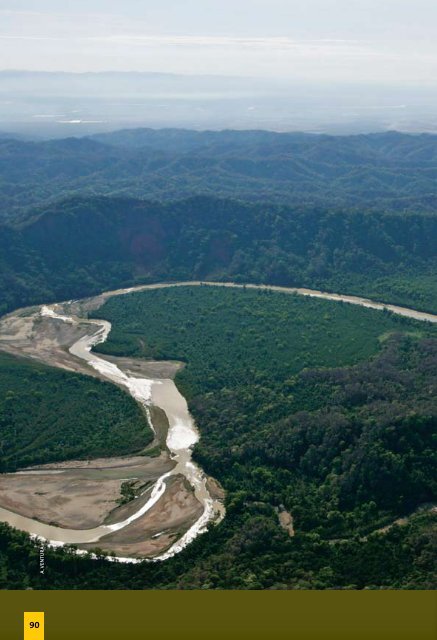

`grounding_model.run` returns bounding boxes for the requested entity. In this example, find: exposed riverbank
[0,290,226,561]
[0,281,435,562]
